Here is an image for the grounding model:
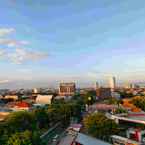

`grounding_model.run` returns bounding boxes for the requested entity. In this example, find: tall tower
[96,82,99,89]
[109,76,116,90]
[33,88,38,94]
